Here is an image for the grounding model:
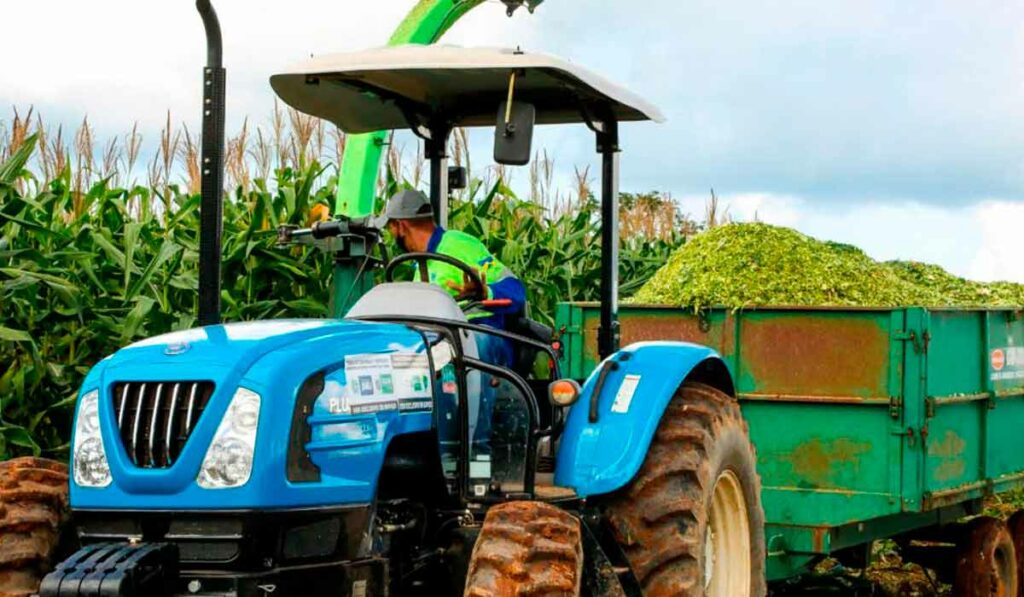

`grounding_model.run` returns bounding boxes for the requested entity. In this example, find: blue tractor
[3,6,767,597]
